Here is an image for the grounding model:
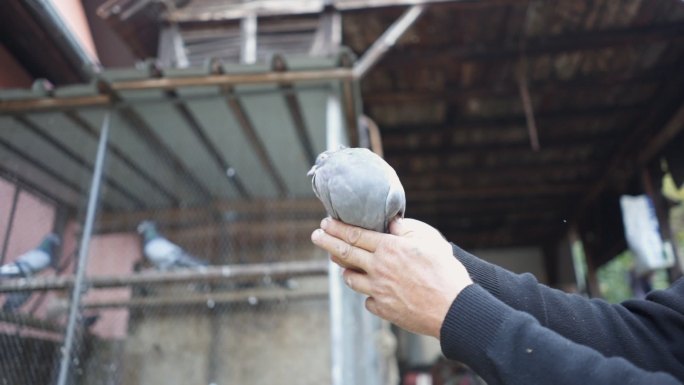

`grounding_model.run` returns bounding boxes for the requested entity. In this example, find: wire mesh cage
[0,59,396,385]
